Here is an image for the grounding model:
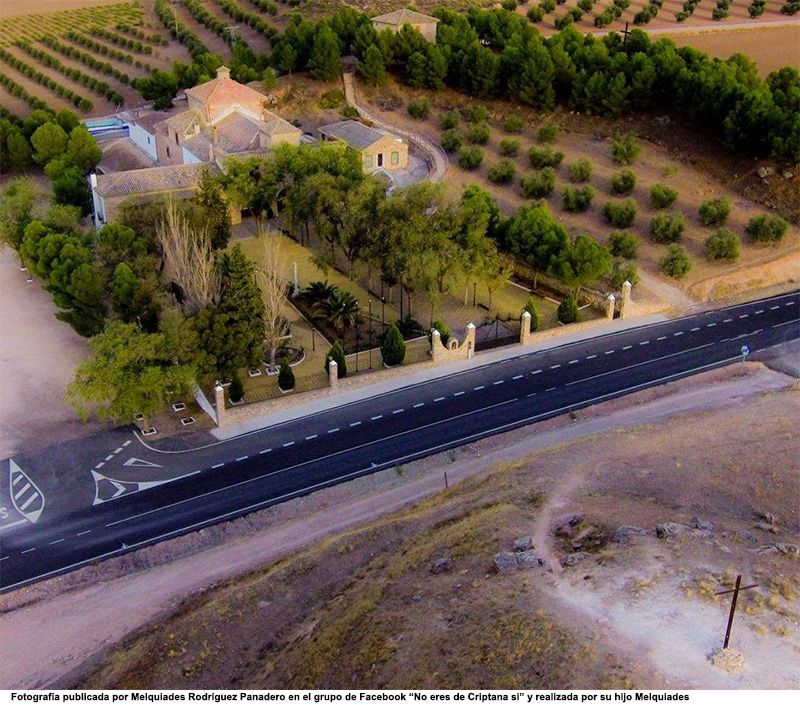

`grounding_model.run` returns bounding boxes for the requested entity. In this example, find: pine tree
[278,357,295,391]
[195,169,232,250]
[523,297,540,331]
[308,26,342,81]
[326,341,347,378]
[358,45,387,86]
[557,294,579,324]
[381,322,406,366]
[229,374,244,402]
